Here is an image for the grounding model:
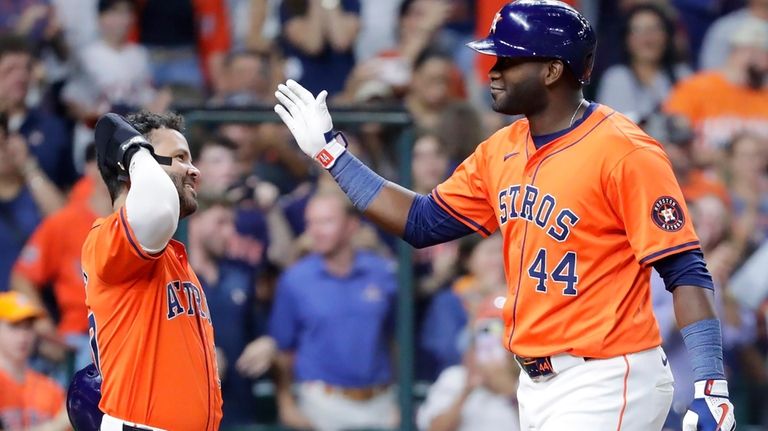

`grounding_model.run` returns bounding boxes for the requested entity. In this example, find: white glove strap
[694,379,729,398]
[314,138,346,169]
